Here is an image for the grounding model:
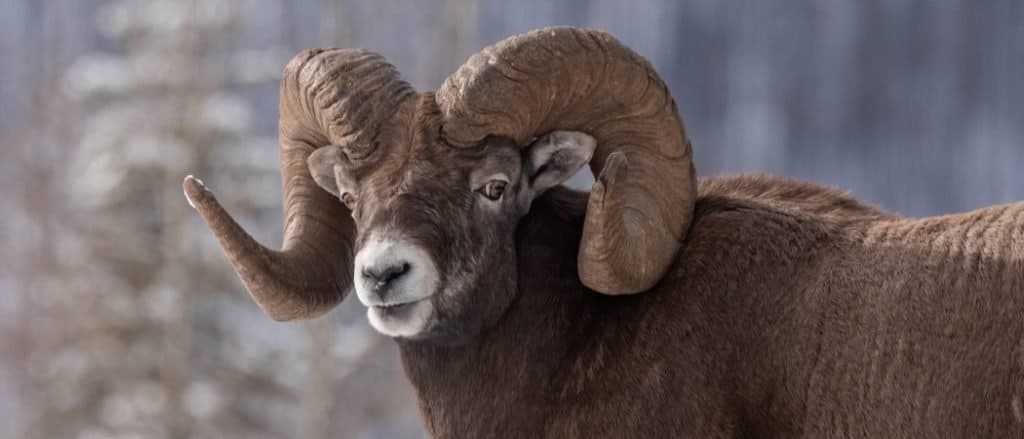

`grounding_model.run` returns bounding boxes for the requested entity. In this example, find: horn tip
[183,174,209,209]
